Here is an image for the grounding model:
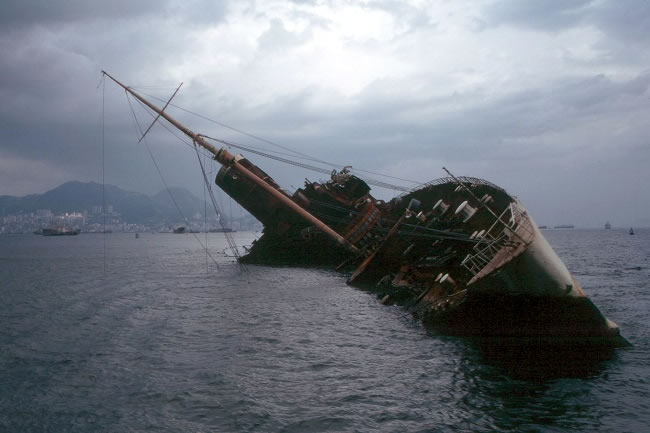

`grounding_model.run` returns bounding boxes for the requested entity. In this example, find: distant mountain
[0,181,206,224]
